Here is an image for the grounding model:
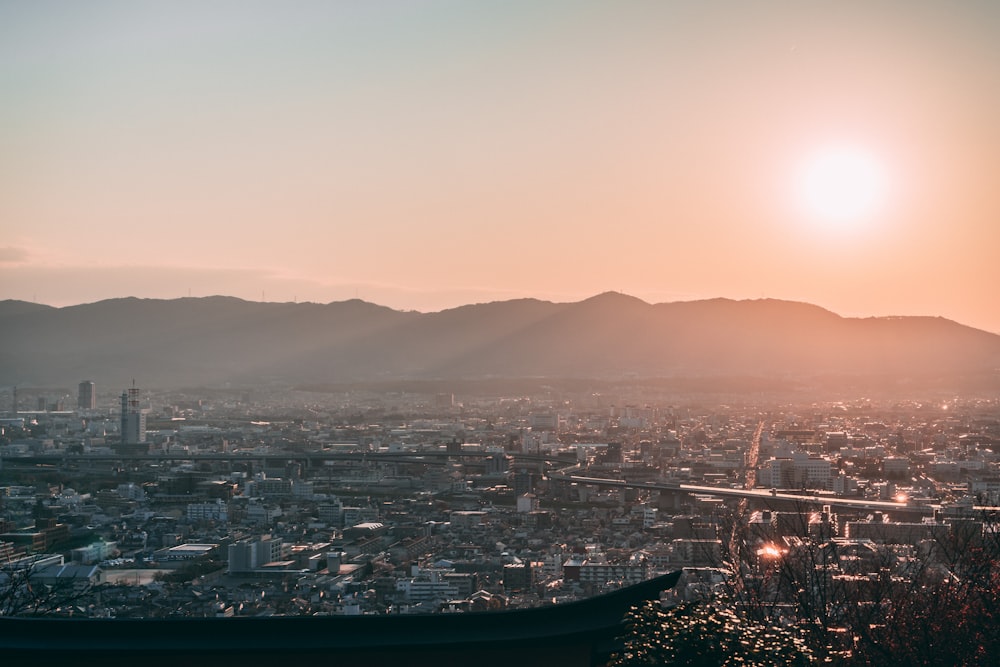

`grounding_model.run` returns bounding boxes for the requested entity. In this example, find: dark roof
[0,570,681,667]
